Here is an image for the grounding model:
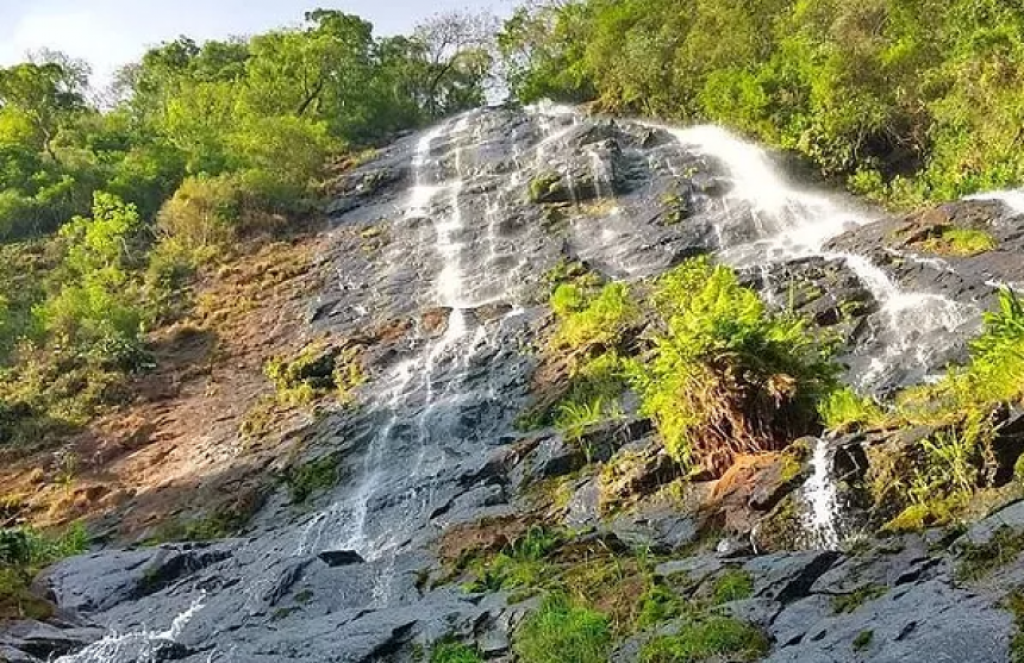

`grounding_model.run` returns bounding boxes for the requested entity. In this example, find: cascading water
[54,598,204,663]
[801,439,841,549]
[664,123,977,391]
